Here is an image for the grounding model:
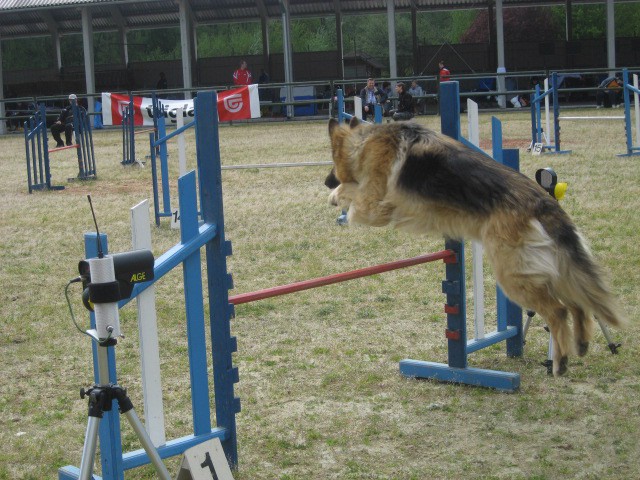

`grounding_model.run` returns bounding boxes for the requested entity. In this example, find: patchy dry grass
[1,109,639,480]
